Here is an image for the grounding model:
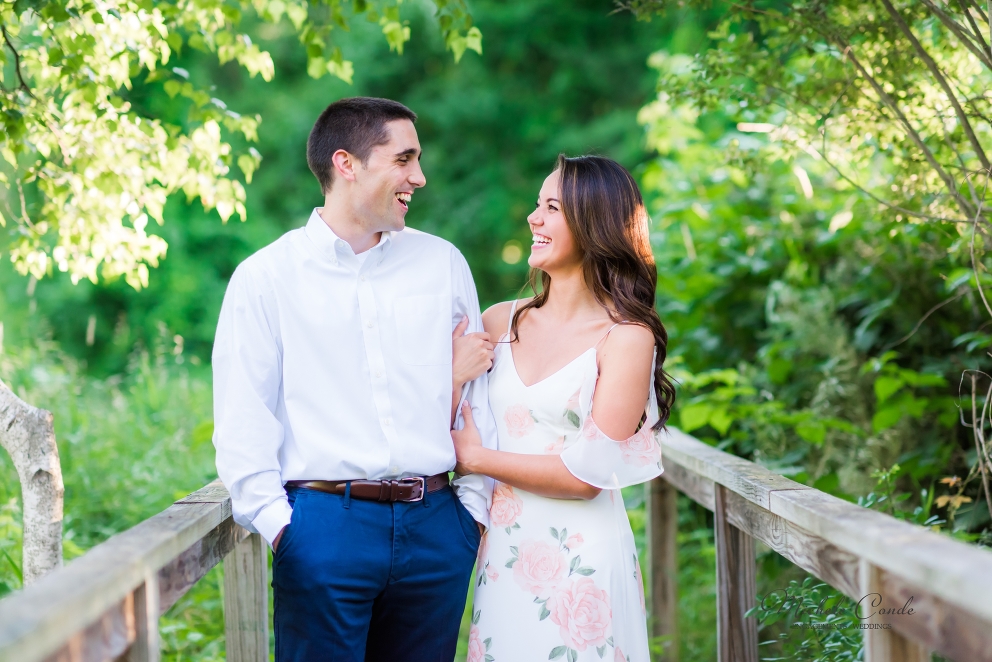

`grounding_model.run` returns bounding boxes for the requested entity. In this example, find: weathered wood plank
[860,560,930,662]
[224,534,268,662]
[122,576,159,662]
[44,594,134,662]
[647,478,679,662]
[722,489,861,600]
[661,429,807,509]
[714,485,758,662]
[173,480,229,505]
[661,460,715,511]
[158,517,248,614]
[873,565,992,662]
[0,484,232,662]
[770,488,992,624]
